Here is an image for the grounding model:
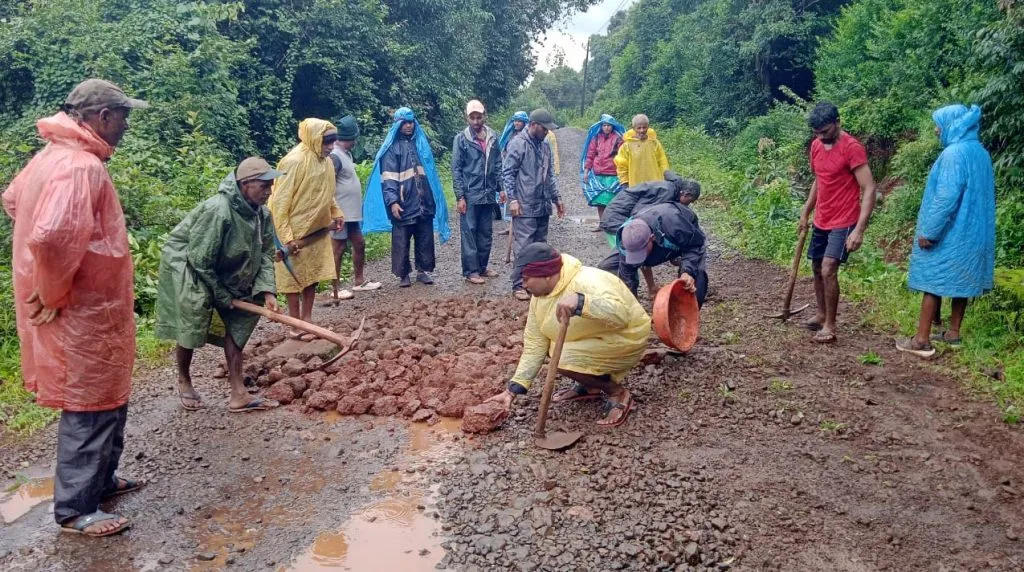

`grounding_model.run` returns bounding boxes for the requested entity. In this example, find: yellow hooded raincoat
[510,255,651,390]
[269,118,342,293]
[614,127,670,188]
